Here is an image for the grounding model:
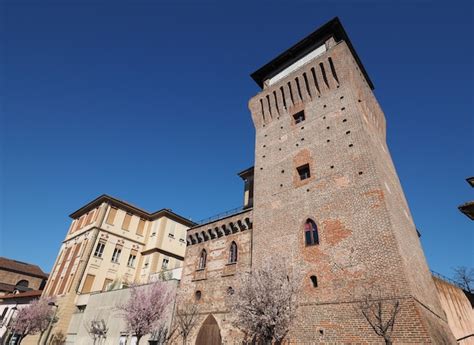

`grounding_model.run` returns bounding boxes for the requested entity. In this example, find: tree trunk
[384,338,392,345]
